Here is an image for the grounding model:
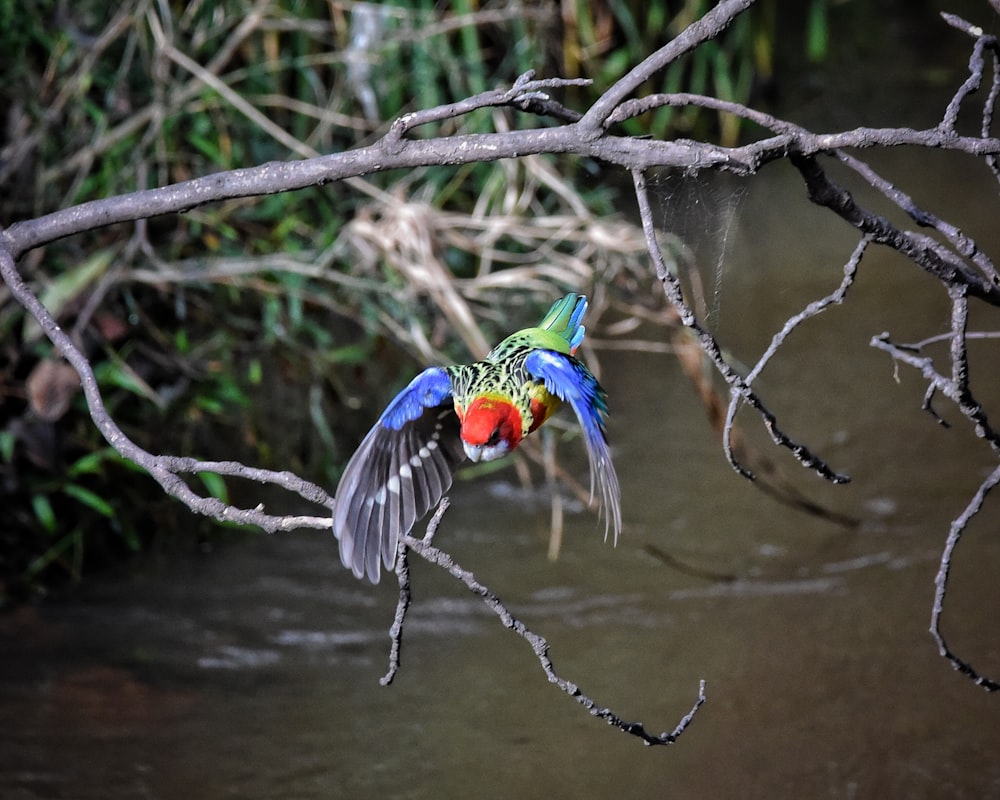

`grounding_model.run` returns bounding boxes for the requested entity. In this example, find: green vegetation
[0,0,830,601]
